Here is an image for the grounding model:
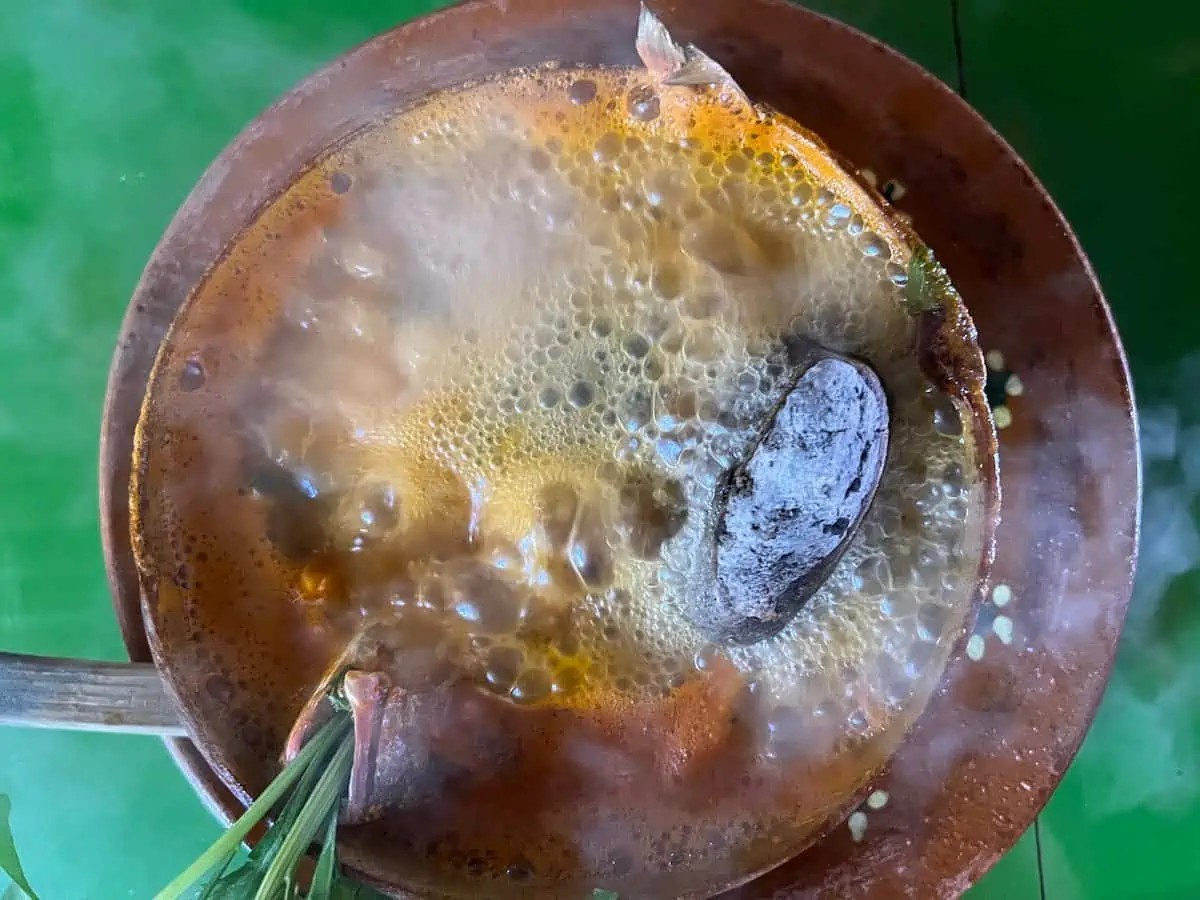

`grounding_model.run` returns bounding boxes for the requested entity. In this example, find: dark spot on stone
[824,516,851,536]
[329,170,353,194]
